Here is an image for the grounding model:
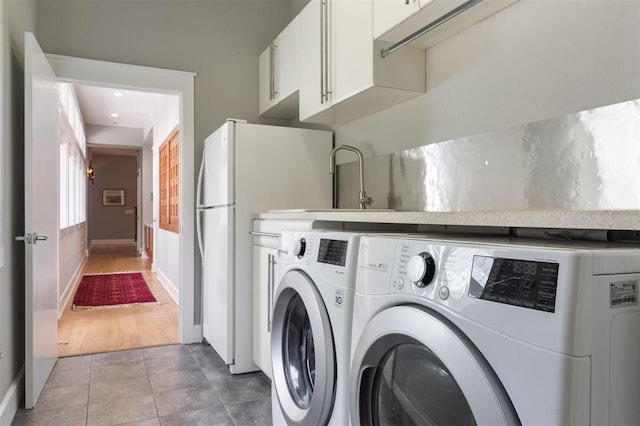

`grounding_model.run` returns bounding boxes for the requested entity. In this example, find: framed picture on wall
[102,189,125,206]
